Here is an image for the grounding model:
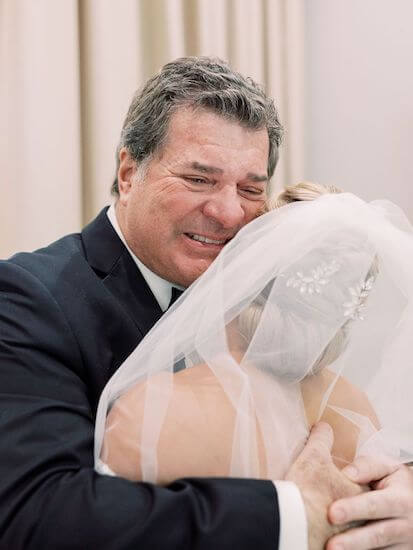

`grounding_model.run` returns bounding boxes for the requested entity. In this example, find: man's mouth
[186,233,231,245]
